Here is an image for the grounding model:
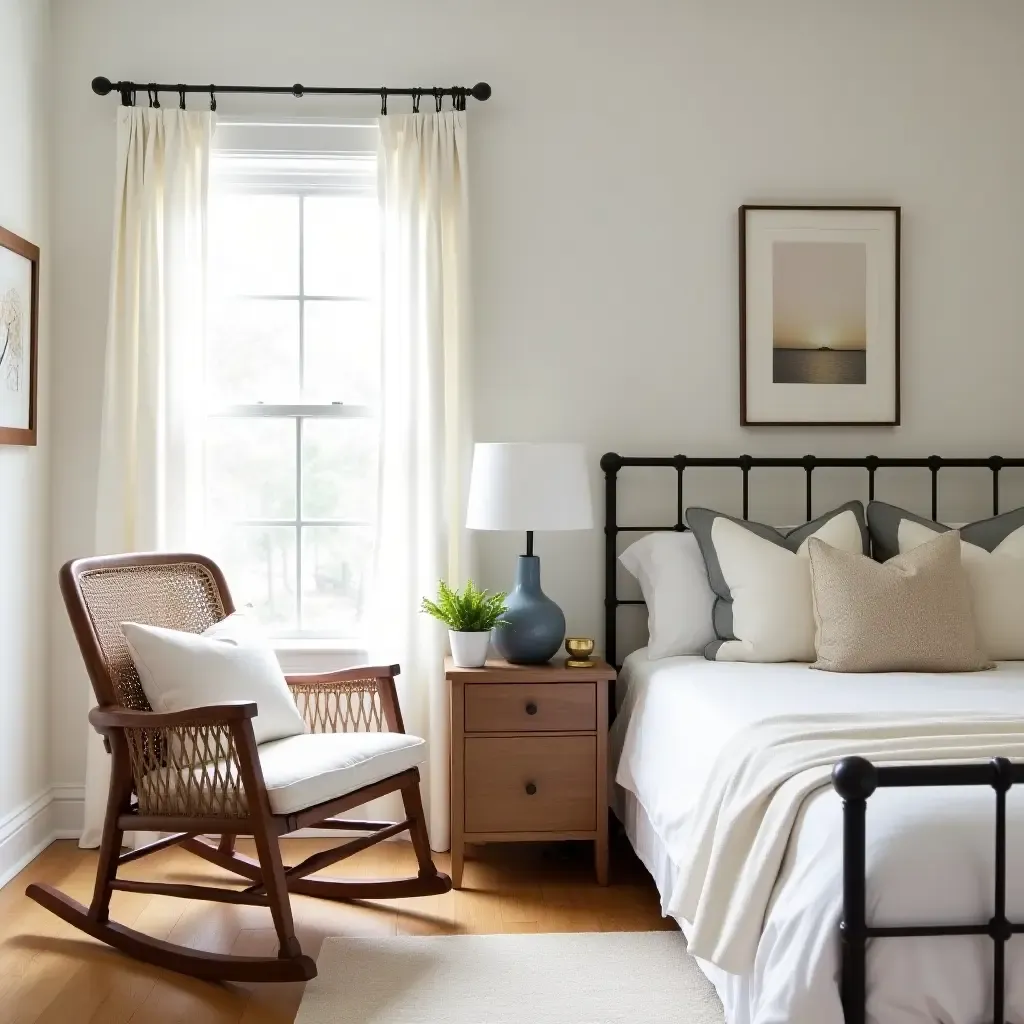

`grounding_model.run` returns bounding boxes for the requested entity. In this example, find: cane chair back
[60,553,234,711]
